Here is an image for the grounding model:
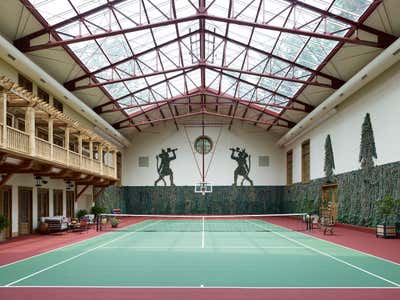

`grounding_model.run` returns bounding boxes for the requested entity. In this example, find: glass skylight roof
[28,0,375,124]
